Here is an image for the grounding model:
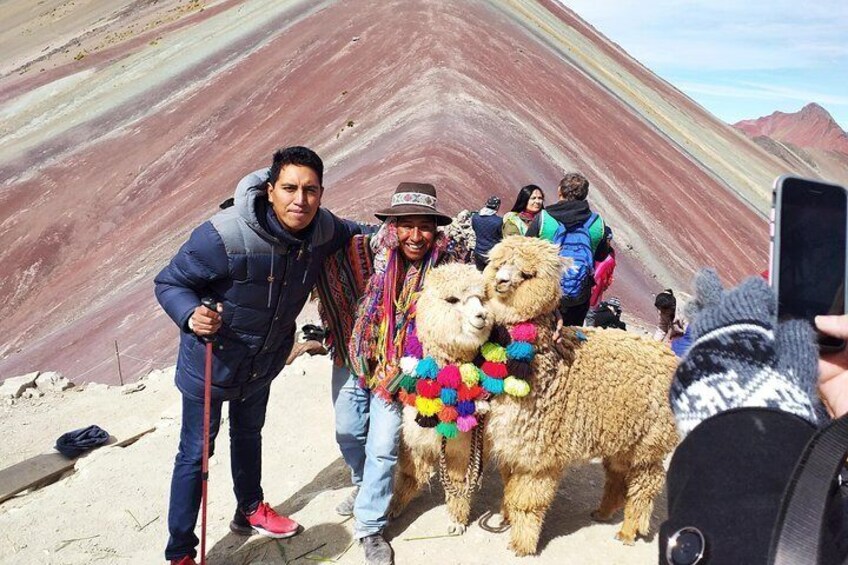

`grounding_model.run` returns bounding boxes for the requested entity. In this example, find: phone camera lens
[666,527,705,565]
